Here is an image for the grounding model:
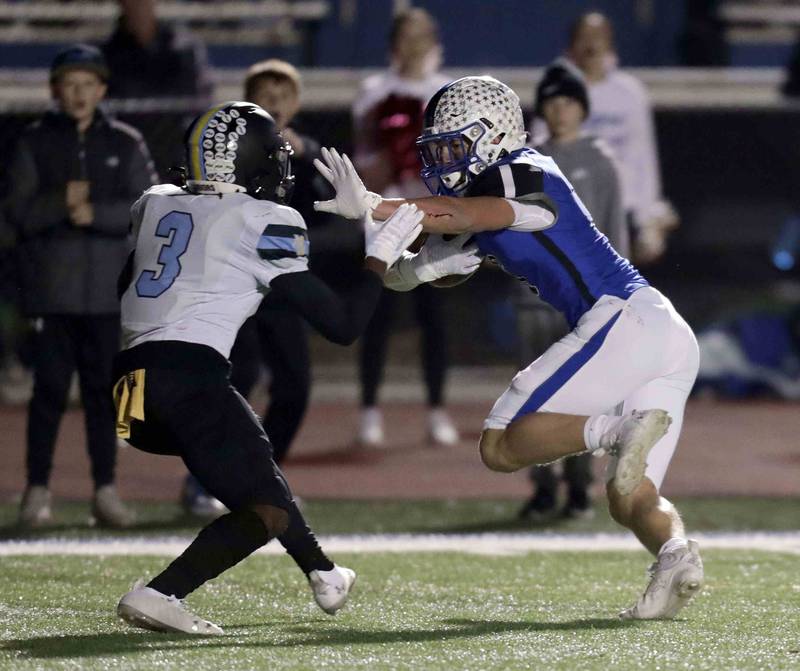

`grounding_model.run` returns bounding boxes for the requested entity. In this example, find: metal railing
[0,67,791,113]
